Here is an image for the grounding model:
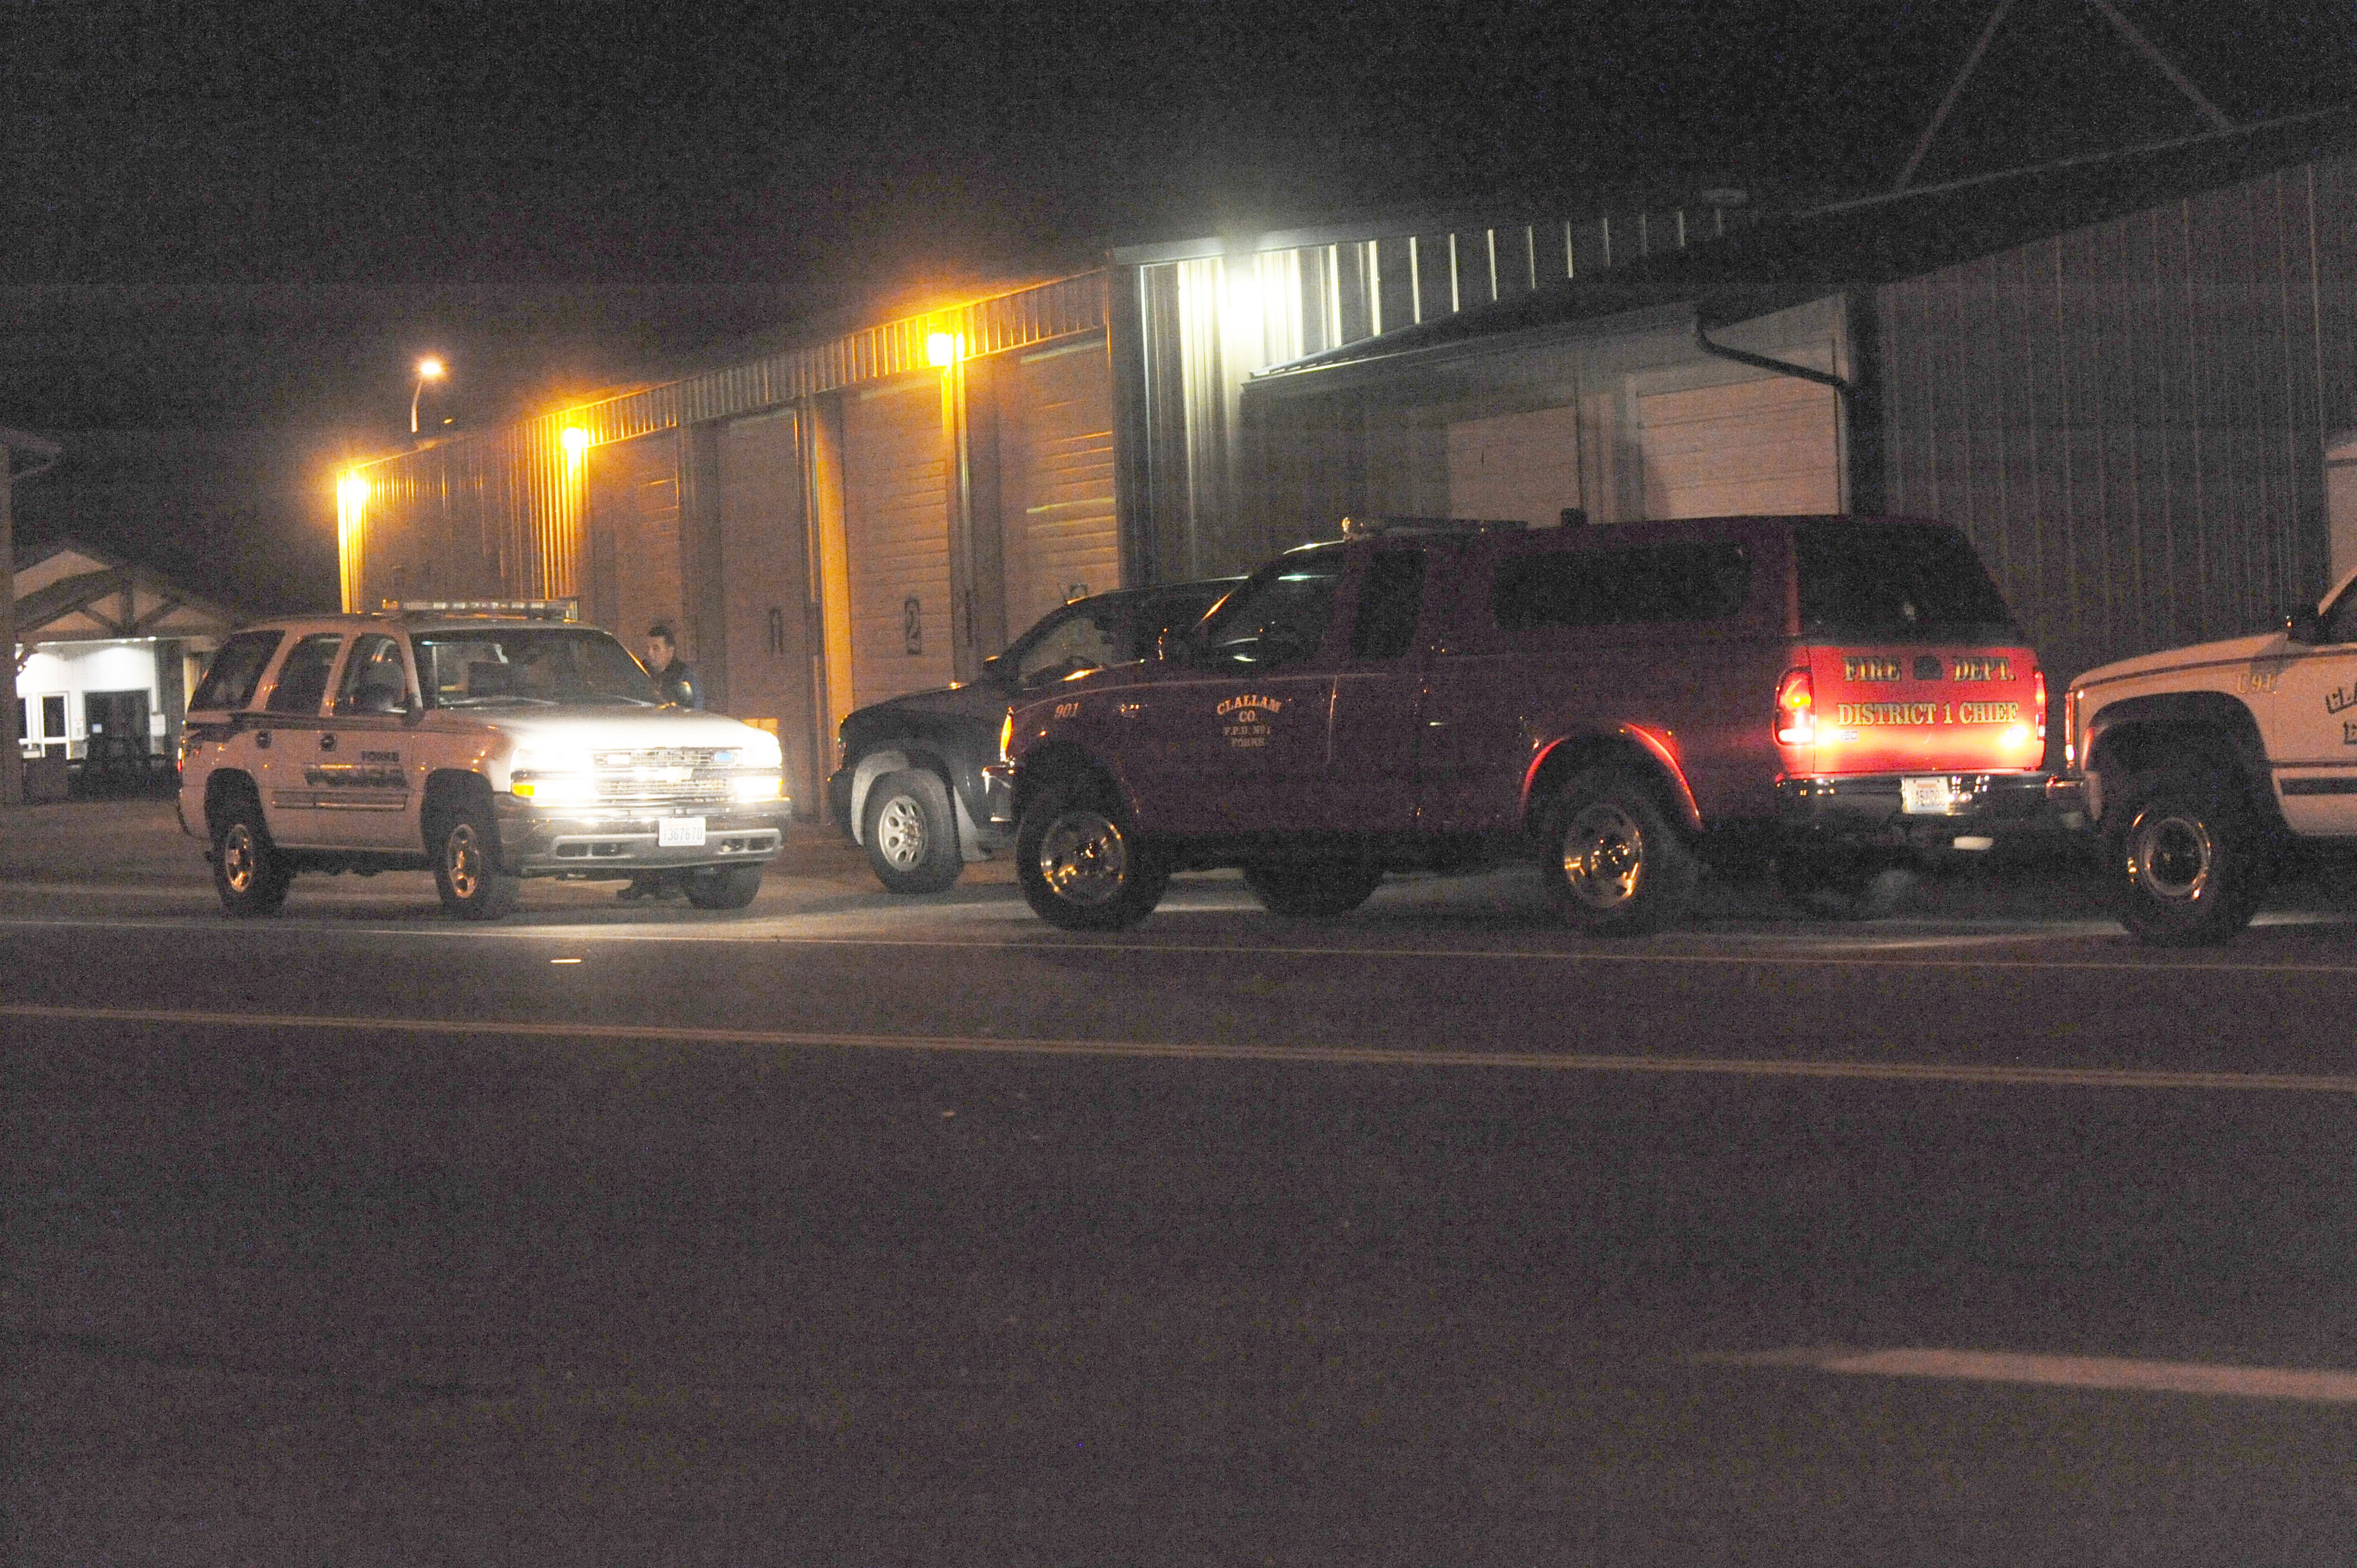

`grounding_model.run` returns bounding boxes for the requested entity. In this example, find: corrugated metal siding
[346,274,1111,606]
[582,432,681,656]
[1883,157,2357,688]
[998,338,1120,638]
[1125,202,1753,579]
